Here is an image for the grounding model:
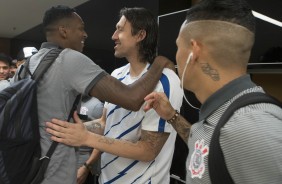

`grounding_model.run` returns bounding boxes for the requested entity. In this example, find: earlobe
[187,52,193,64]
[189,52,193,59]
